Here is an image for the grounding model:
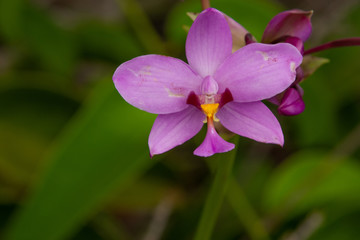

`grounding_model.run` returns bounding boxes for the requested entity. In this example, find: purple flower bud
[278,87,305,116]
[262,9,313,44]
[284,36,304,54]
